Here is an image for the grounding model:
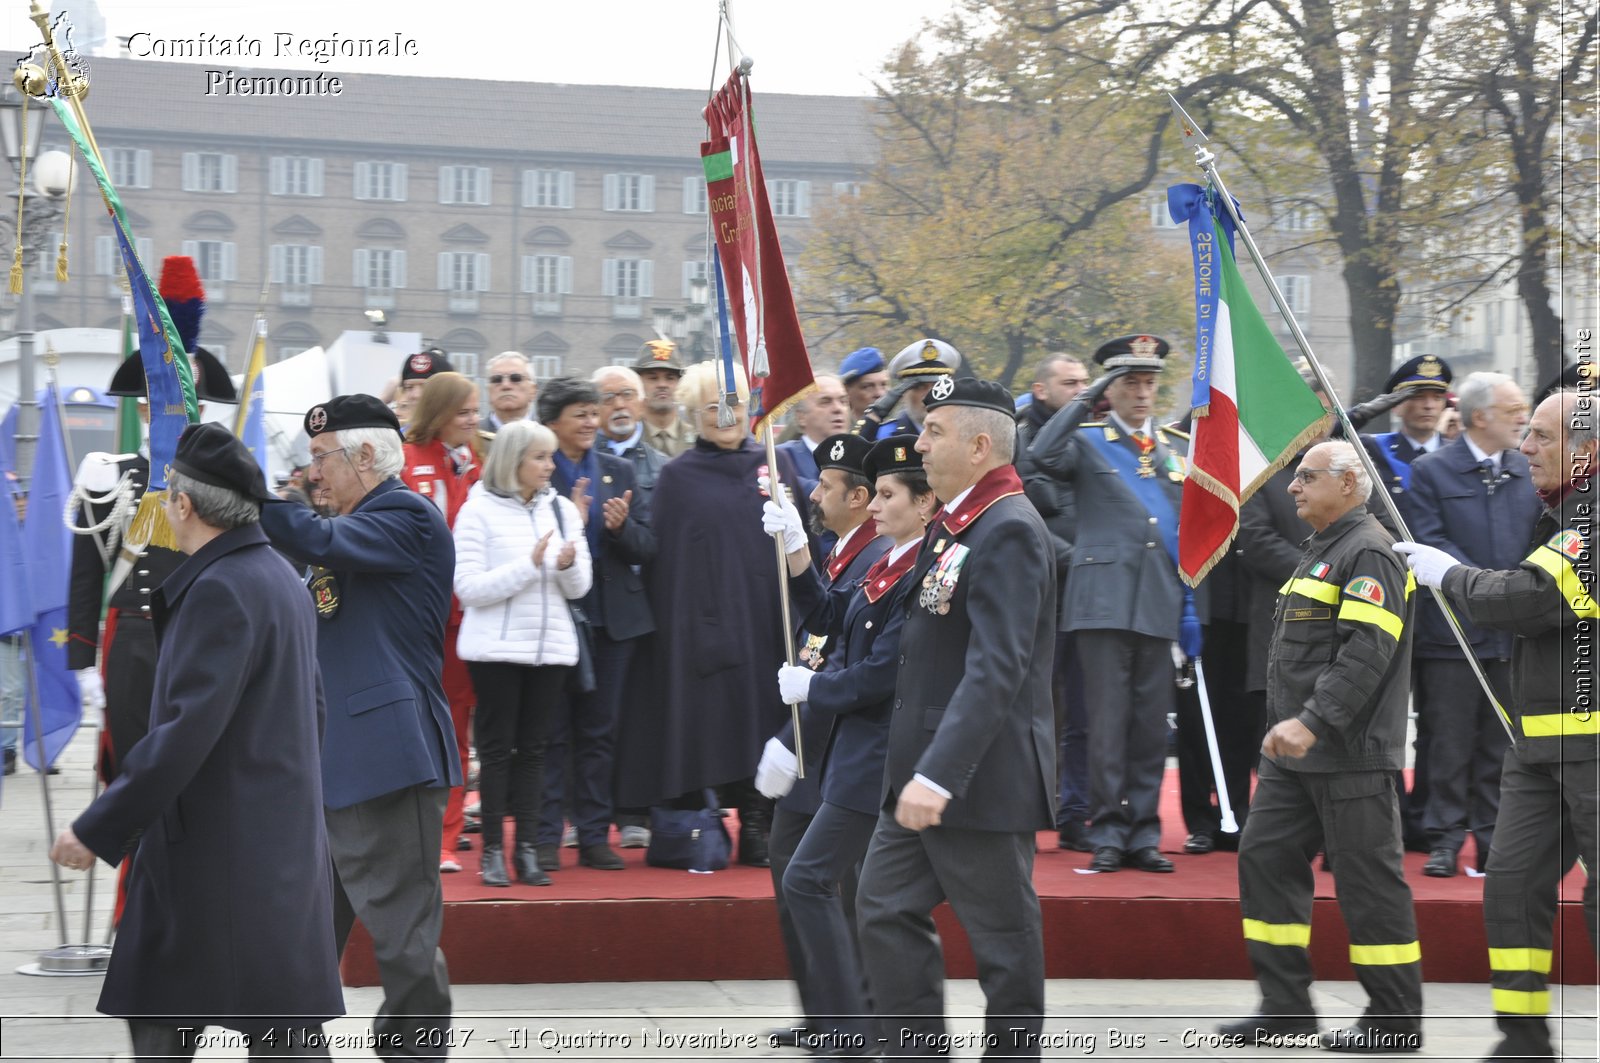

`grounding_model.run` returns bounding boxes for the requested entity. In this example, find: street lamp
[0,83,70,485]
